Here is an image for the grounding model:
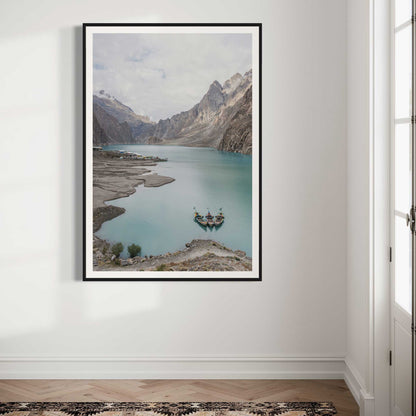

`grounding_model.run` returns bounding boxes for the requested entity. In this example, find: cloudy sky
[93,33,252,121]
